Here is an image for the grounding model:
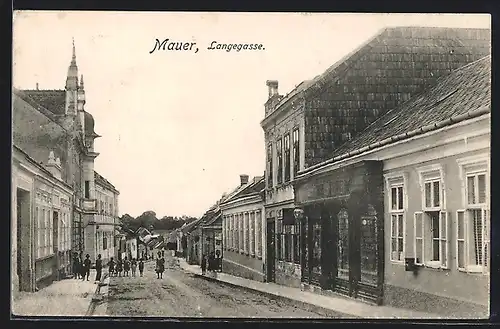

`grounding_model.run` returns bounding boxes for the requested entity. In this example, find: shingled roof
[329,55,490,161]
[268,26,490,116]
[220,176,265,206]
